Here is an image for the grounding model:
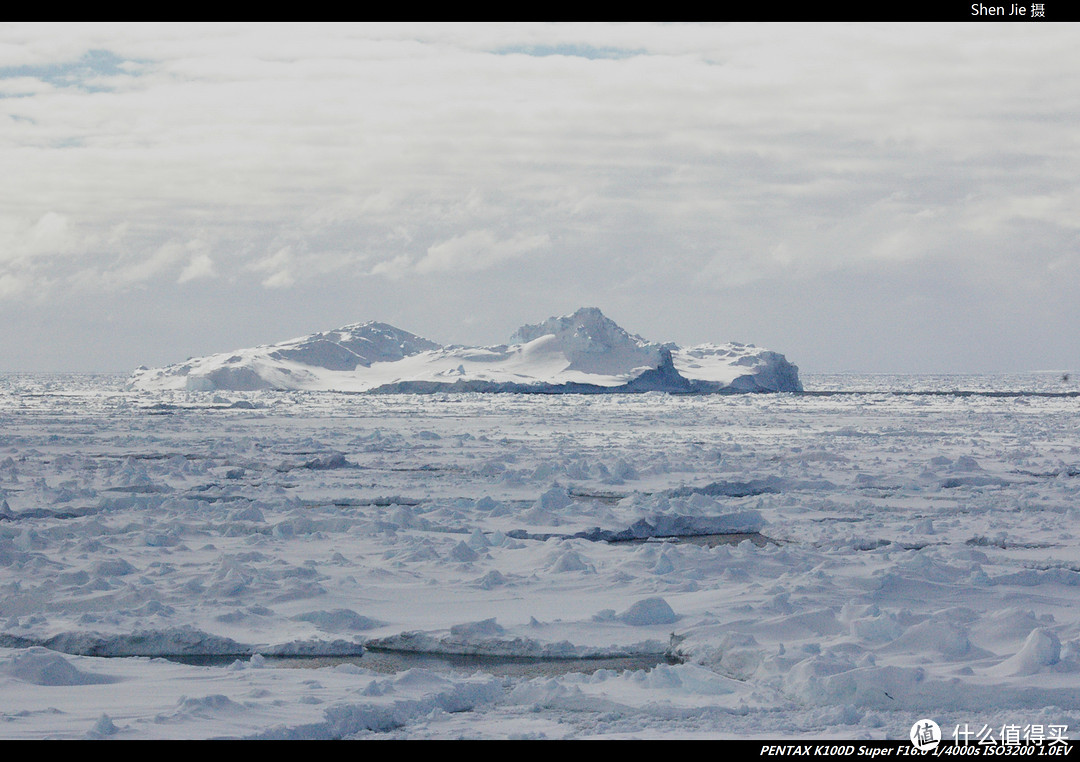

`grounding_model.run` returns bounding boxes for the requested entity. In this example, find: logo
[911,719,942,750]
